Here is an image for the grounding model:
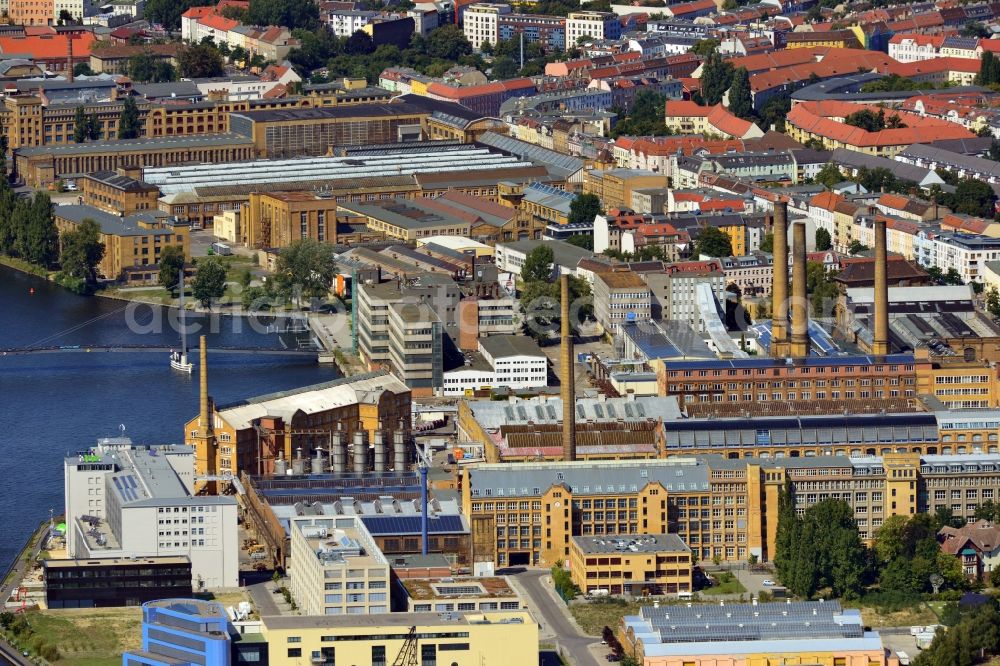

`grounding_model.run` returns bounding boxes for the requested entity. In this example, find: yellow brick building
[569,533,692,596]
[583,169,668,211]
[243,191,340,249]
[461,452,983,567]
[79,169,160,216]
[53,205,189,281]
[258,610,538,666]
